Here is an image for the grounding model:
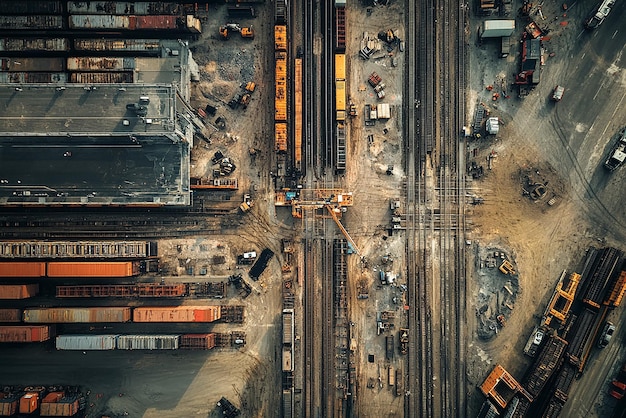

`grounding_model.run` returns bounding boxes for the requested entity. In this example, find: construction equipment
[244,82,256,93]
[585,0,616,29]
[239,194,253,213]
[219,23,254,40]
